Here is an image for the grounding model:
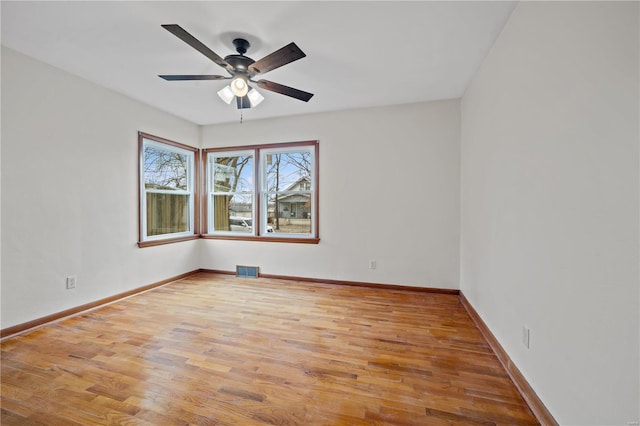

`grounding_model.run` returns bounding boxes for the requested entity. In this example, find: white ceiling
[1,1,516,126]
